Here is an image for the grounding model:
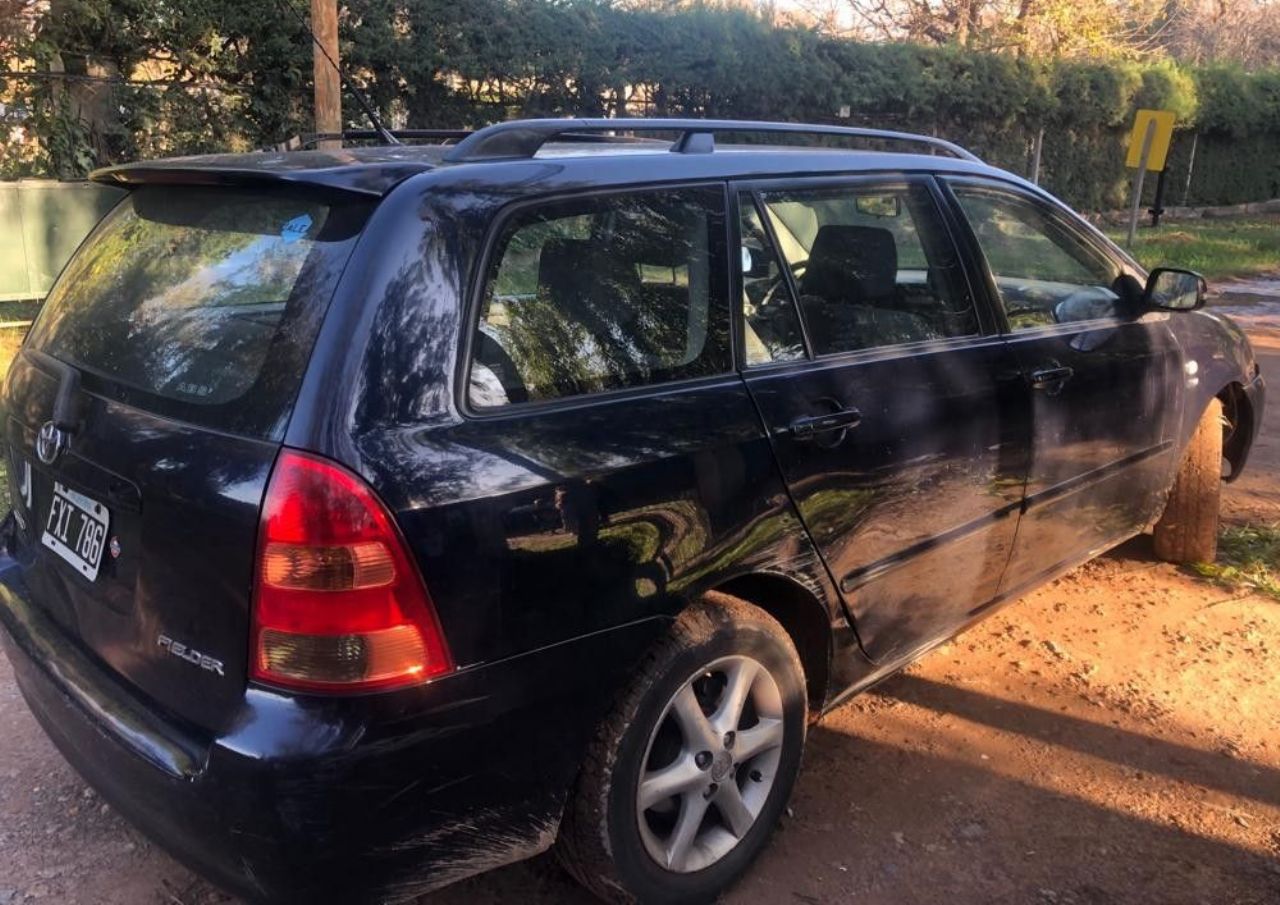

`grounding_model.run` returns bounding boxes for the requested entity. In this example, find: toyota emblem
[35,421,68,465]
